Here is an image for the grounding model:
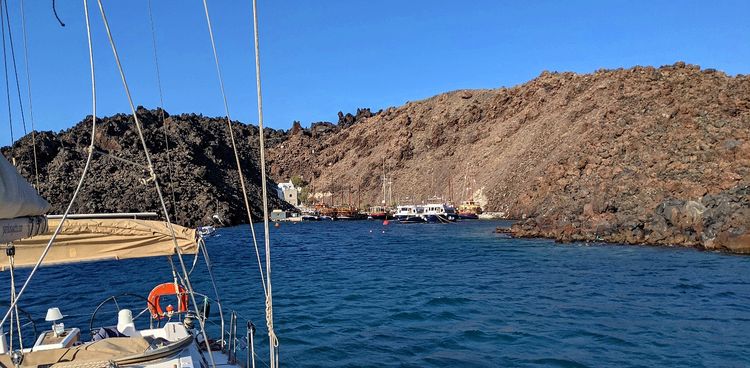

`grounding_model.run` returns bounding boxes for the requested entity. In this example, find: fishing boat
[1,0,281,367]
[393,205,425,223]
[458,200,483,219]
[457,165,483,219]
[367,205,391,220]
